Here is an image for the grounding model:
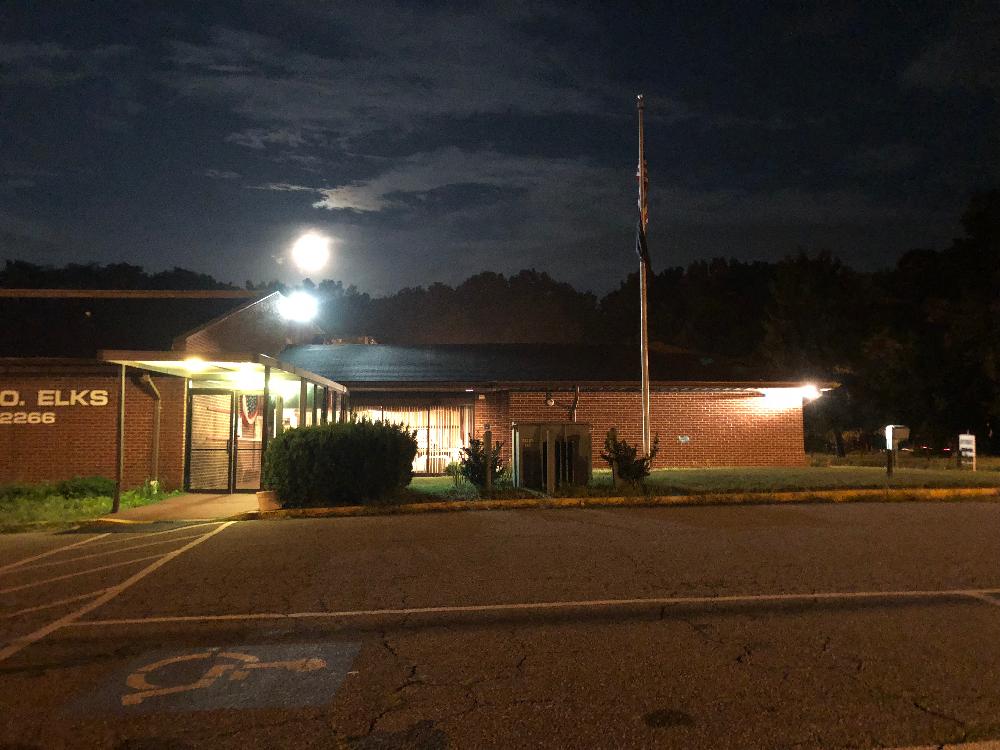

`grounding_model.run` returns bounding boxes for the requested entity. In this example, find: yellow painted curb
[237,486,1000,521]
